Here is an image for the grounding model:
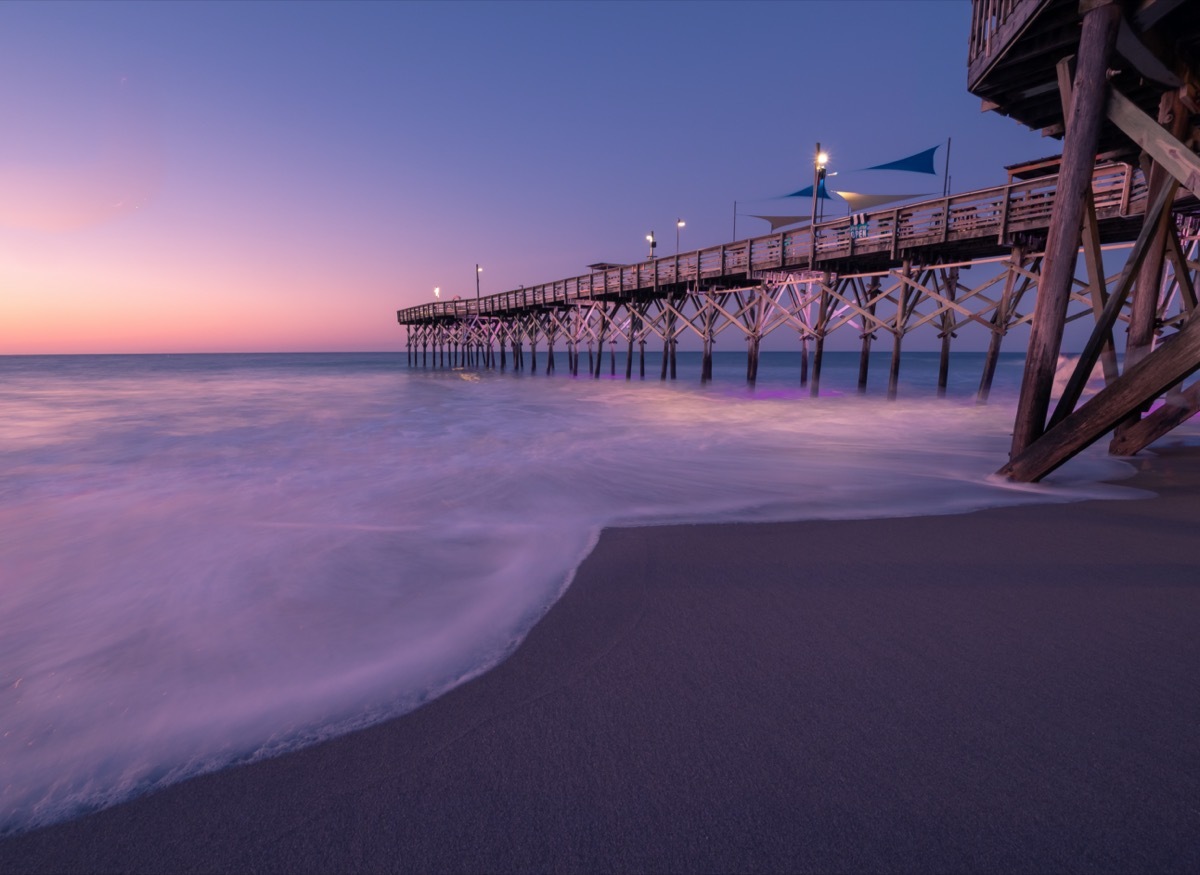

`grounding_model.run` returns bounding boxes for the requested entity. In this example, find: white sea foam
[0,352,1188,834]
